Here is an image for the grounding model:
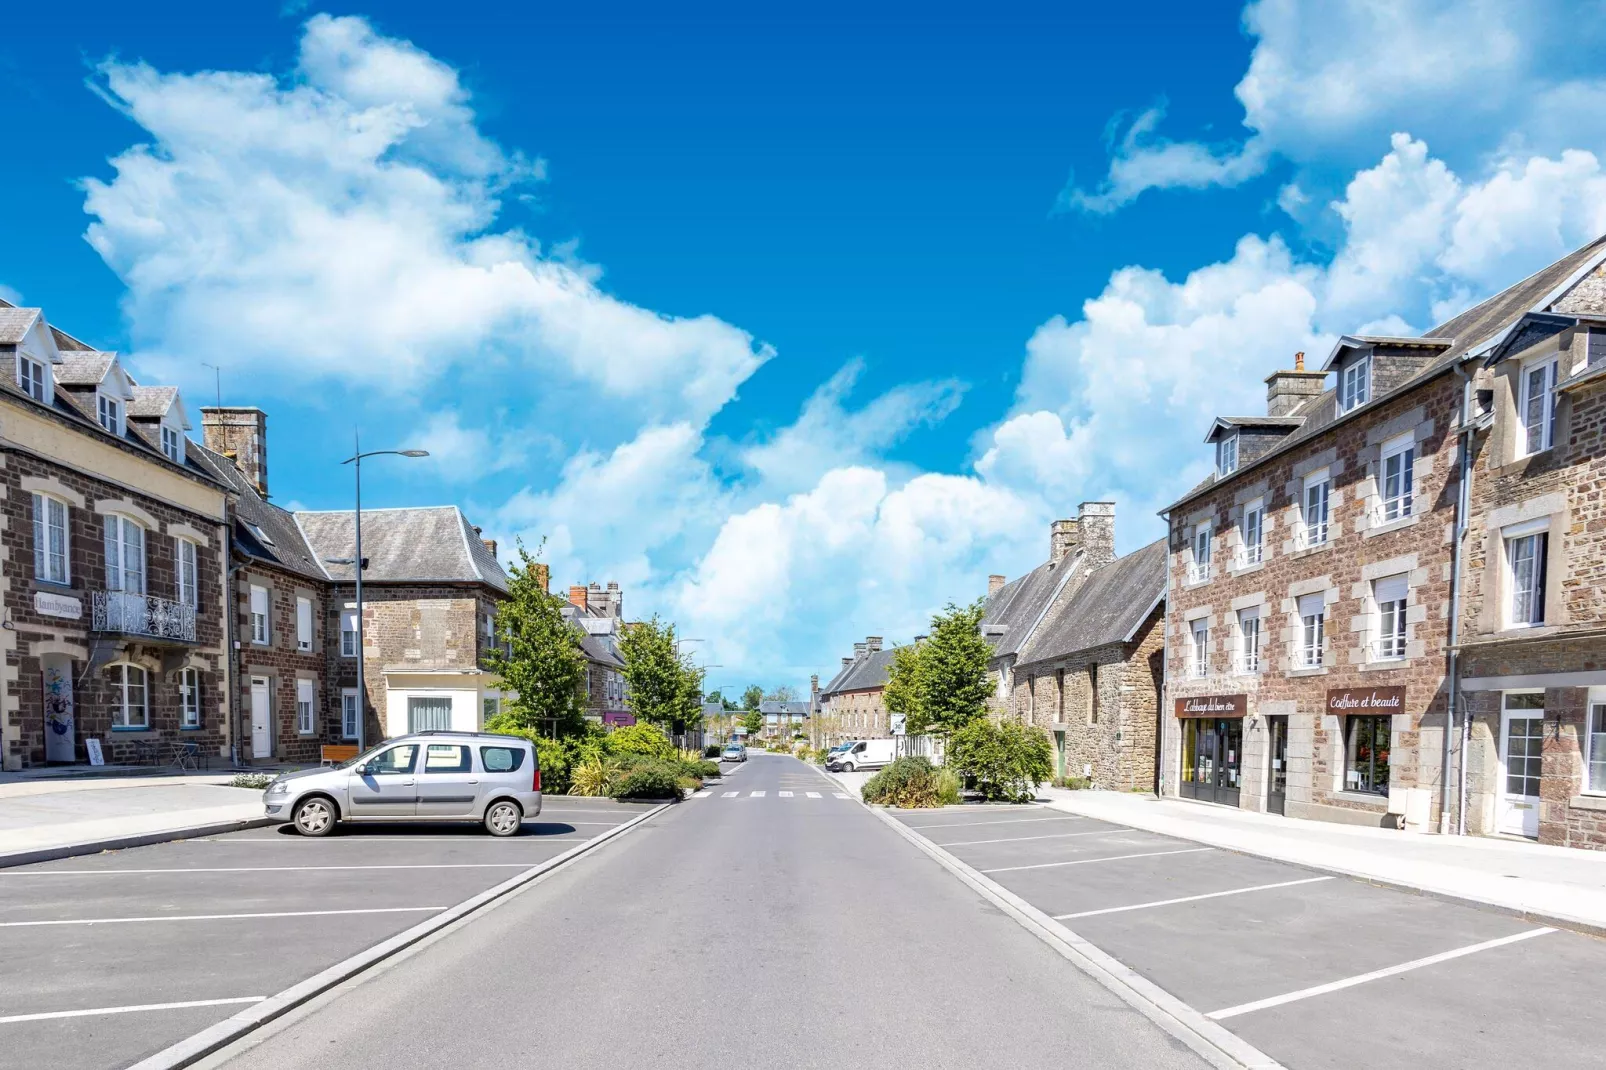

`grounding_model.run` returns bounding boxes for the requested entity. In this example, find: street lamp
[330,435,428,753]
